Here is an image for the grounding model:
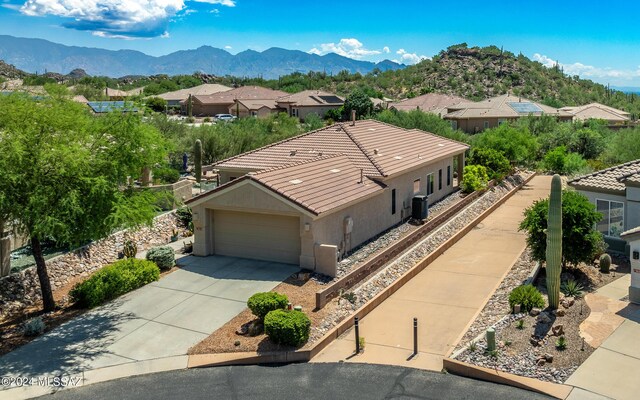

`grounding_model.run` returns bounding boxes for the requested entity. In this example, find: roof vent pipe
[351,109,356,126]
[359,168,363,184]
